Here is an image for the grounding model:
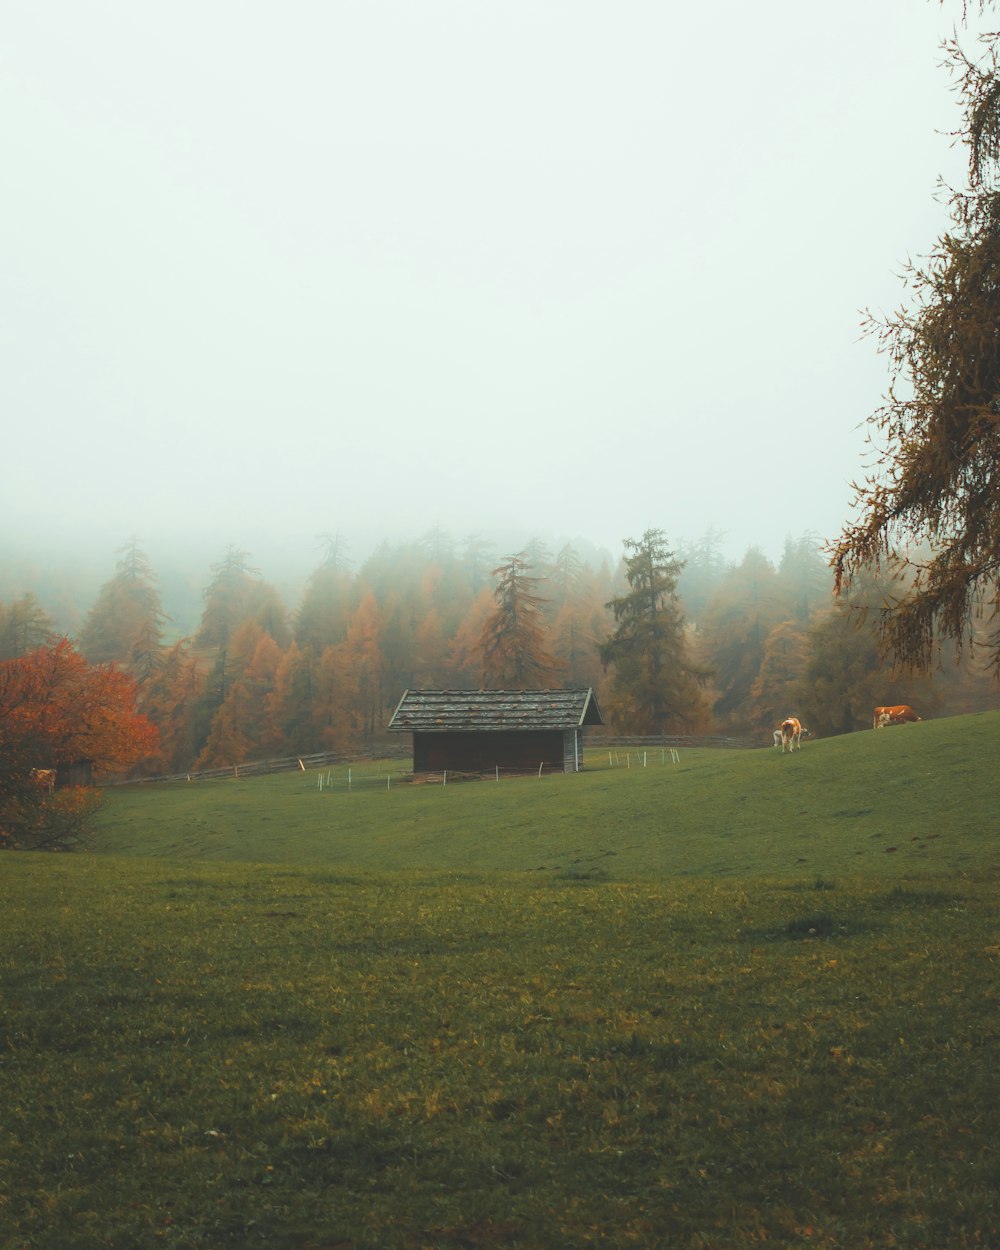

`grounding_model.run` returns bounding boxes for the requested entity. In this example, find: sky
[0,1,986,584]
